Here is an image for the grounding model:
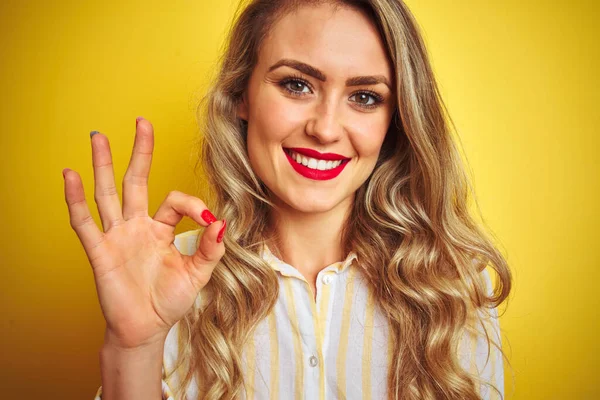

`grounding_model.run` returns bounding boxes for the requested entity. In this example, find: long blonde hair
[171,0,513,399]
